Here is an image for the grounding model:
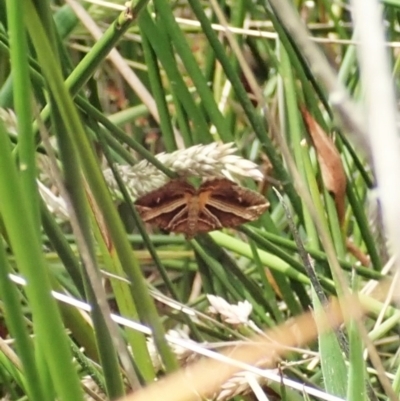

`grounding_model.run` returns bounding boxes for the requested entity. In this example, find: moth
[135,178,269,239]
